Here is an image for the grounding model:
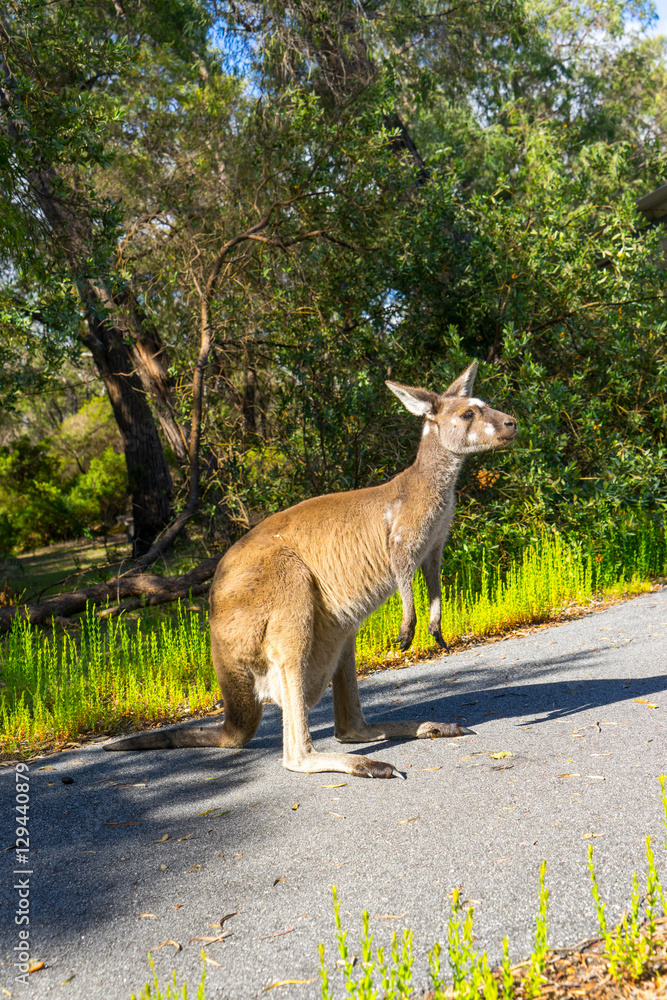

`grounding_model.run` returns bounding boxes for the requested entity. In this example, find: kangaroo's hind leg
[263,563,402,778]
[332,636,473,743]
[104,632,262,751]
